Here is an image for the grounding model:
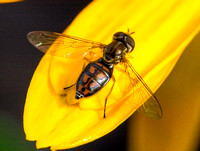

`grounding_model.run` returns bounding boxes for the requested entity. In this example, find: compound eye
[113,32,124,41]
[113,32,135,53]
[125,36,135,53]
